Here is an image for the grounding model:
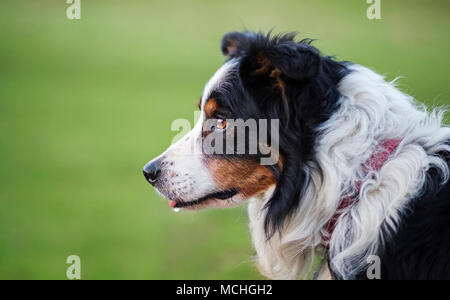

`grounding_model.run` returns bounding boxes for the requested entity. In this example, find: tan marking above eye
[203,98,217,118]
